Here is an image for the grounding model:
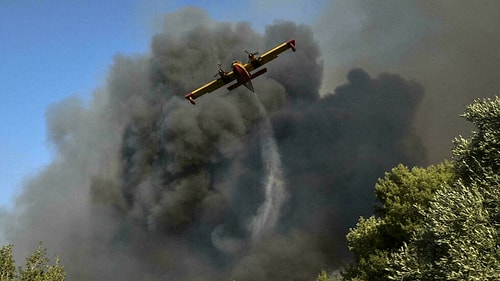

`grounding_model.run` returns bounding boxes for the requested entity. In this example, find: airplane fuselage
[231,61,254,92]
